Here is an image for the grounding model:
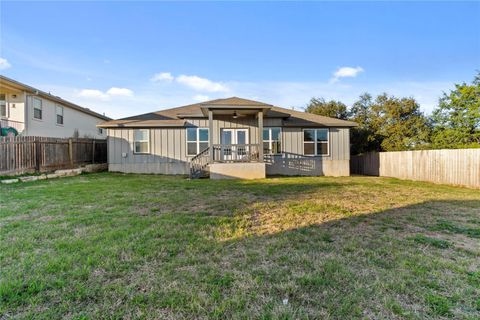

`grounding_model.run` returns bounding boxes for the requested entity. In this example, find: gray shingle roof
[99,97,357,128]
